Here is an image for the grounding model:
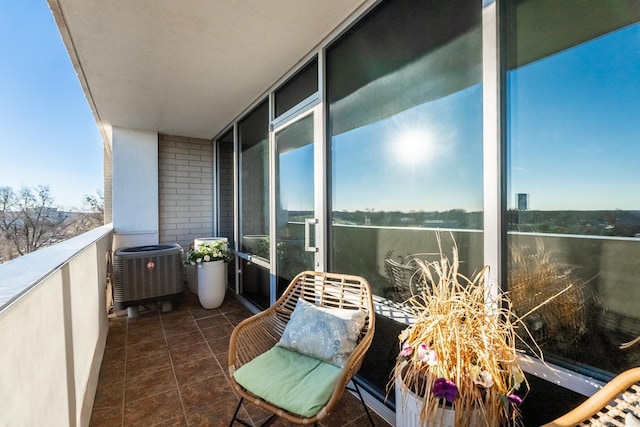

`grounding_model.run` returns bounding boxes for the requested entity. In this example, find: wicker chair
[384,257,425,302]
[228,271,376,426]
[542,367,640,426]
